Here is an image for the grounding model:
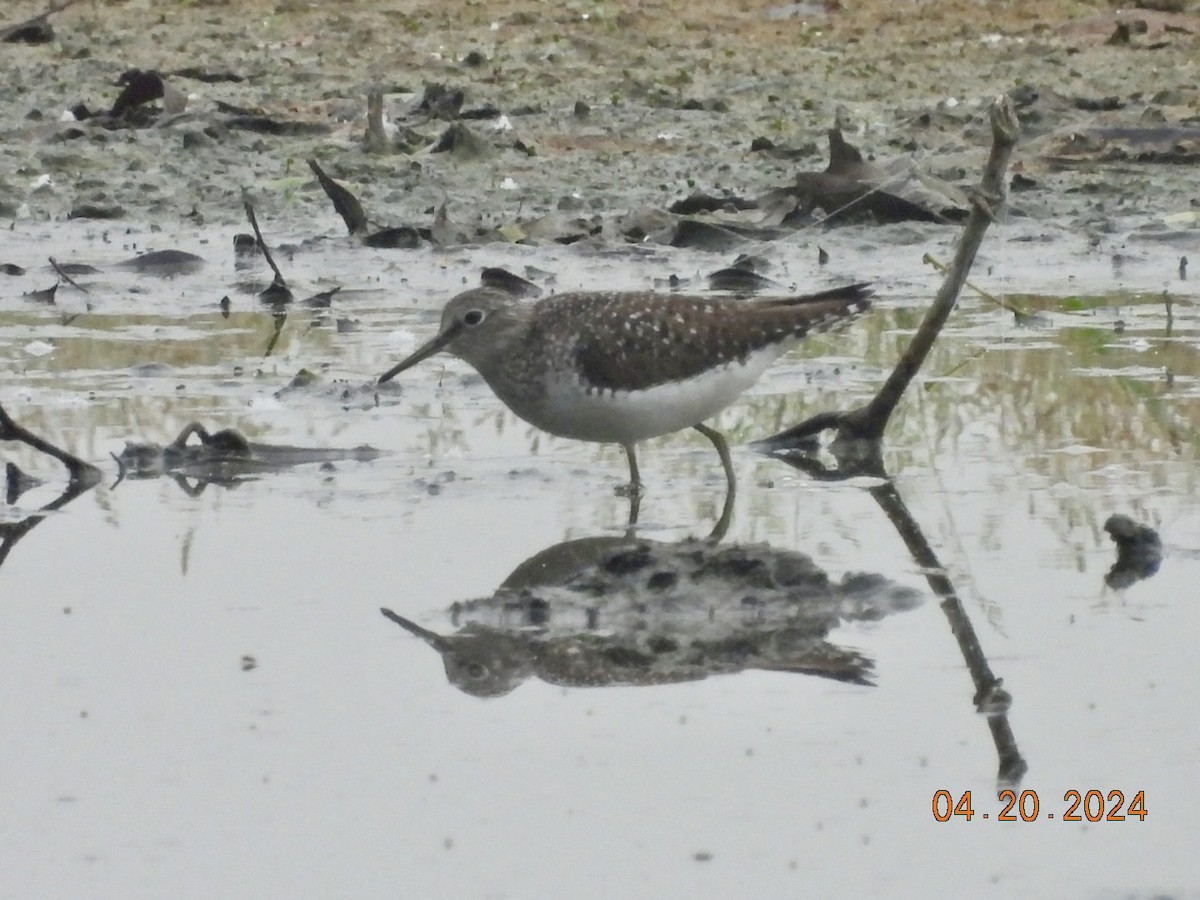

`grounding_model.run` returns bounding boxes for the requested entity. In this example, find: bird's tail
[748,282,873,342]
[765,281,873,311]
